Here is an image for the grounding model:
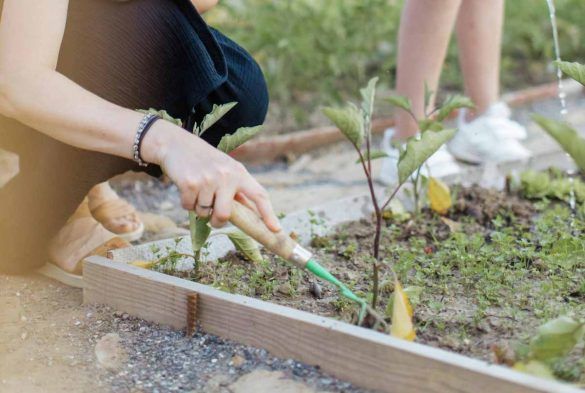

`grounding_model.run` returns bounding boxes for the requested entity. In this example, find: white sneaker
[449,103,531,165]
[379,128,461,185]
